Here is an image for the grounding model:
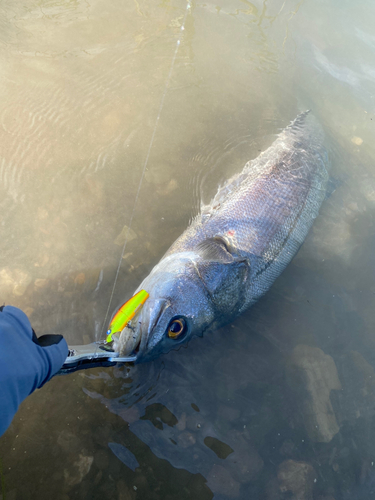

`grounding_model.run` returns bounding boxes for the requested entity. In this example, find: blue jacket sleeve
[0,306,68,436]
